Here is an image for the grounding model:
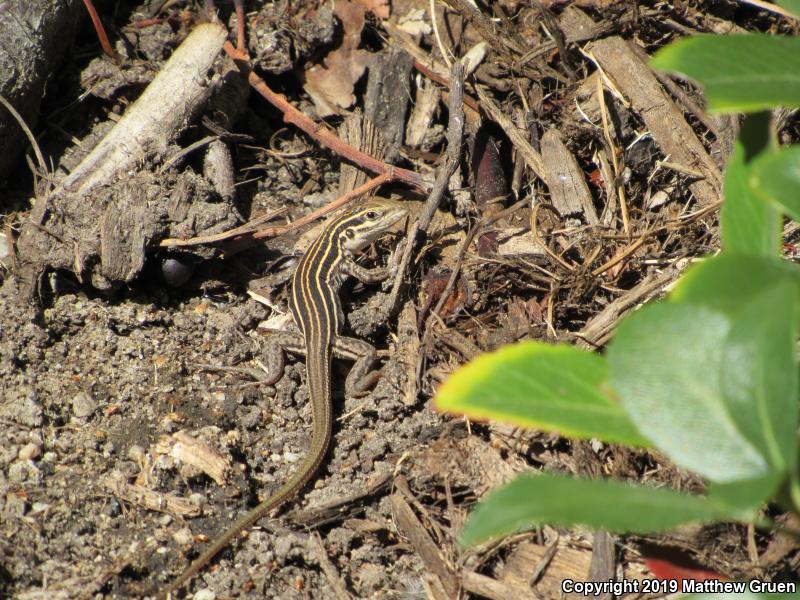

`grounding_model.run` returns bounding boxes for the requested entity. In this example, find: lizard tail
[156,348,333,599]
